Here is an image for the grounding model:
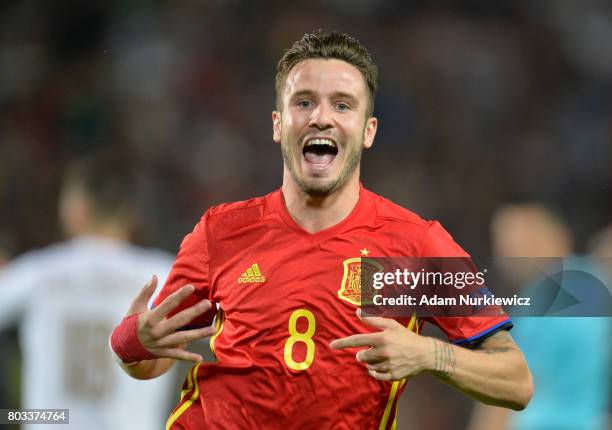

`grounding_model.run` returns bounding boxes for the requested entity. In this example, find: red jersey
[154,186,511,429]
